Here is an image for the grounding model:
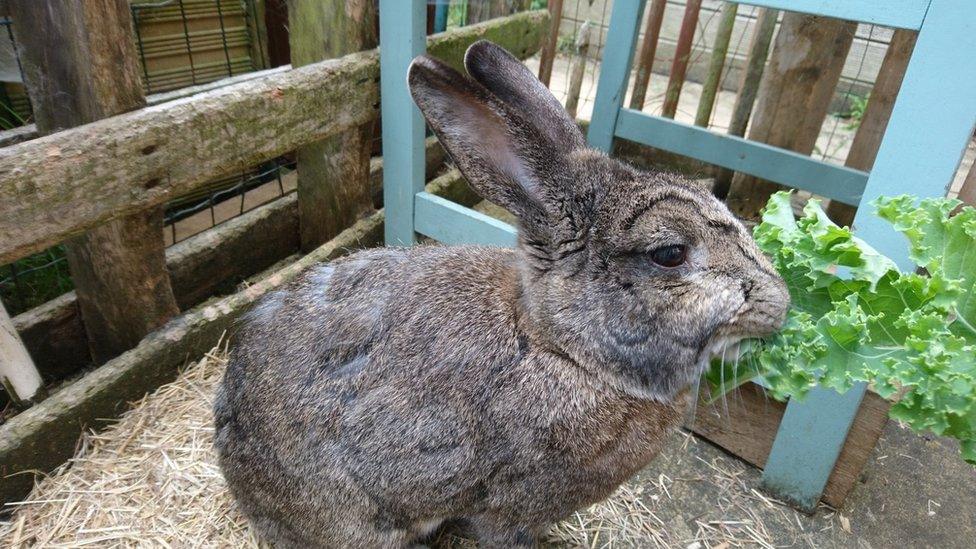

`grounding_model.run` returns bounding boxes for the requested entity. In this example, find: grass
[0,246,73,316]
